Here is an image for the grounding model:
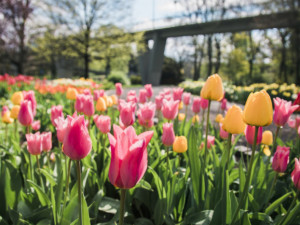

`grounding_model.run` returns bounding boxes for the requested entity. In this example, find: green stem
[231,126,259,225]
[119,189,126,225]
[76,160,83,225]
[5,124,8,146]
[166,146,172,173]
[14,120,17,138]
[226,133,233,171]
[47,152,51,169]
[36,155,45,191]
[265,173,278,207]
[278,191,299,225]
[204,100,211,169]
[61,159,72,223]
[271,126,280,155]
